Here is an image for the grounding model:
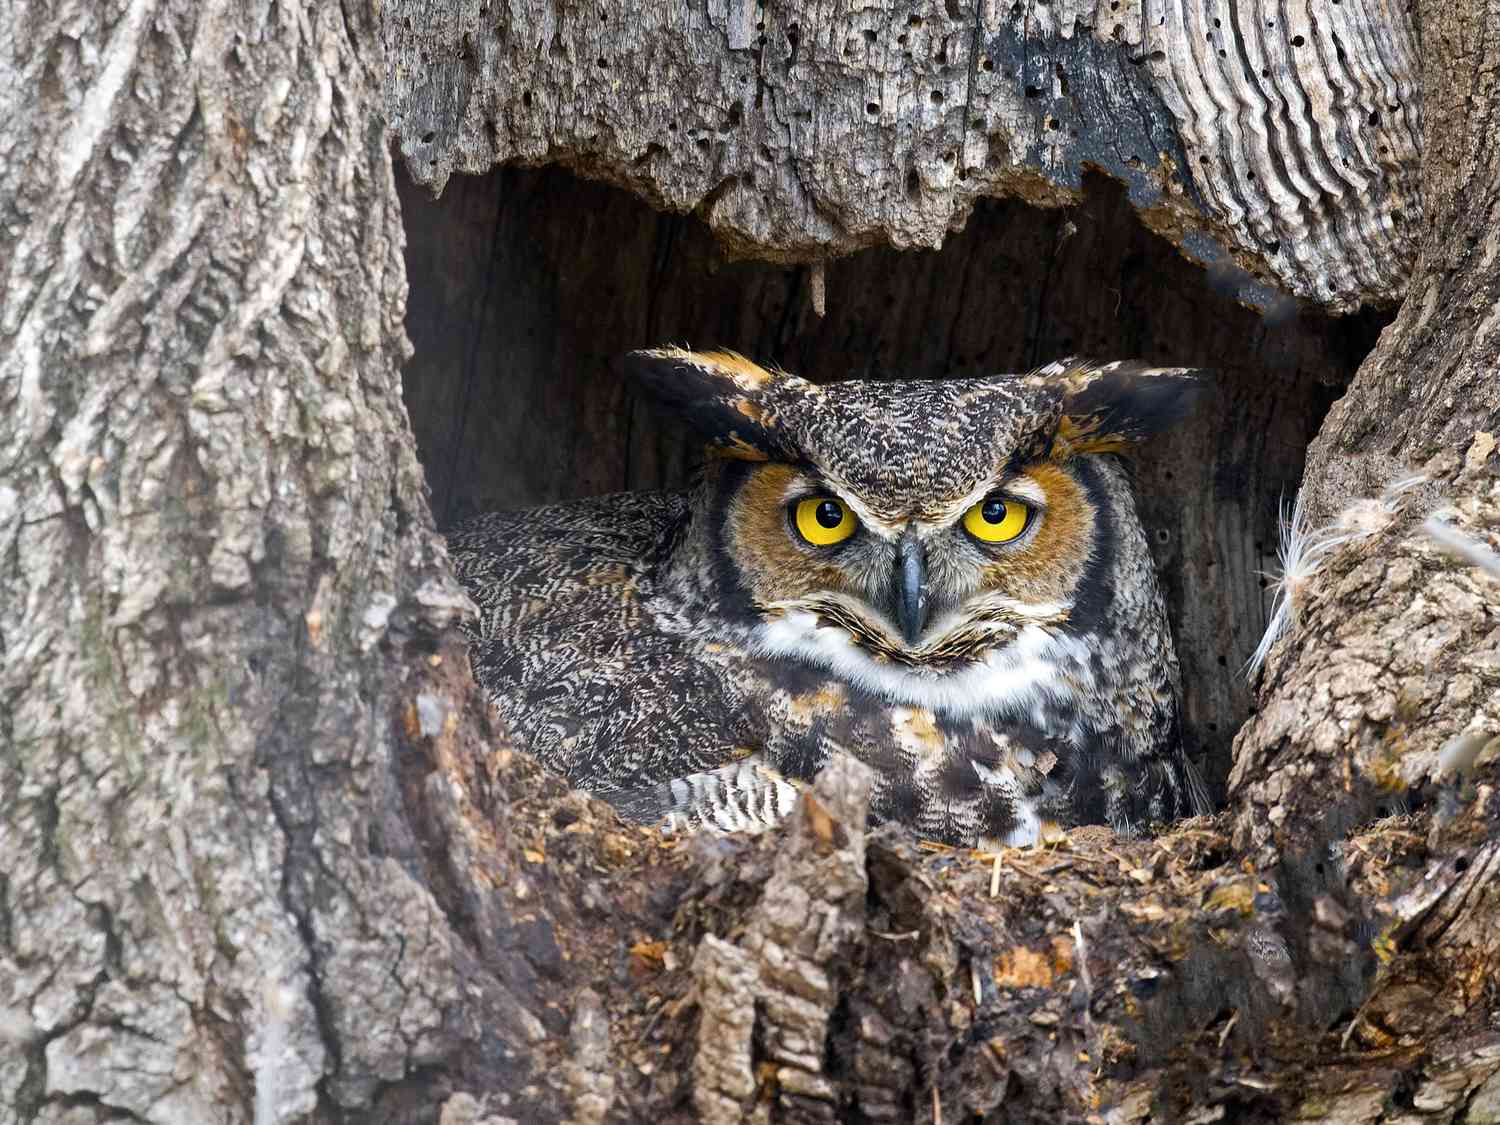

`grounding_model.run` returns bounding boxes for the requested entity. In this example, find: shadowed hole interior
[395,163,1391,802]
